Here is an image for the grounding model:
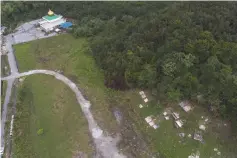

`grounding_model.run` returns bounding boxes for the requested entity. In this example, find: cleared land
[13,34,236,158]
[12,75,93,158]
